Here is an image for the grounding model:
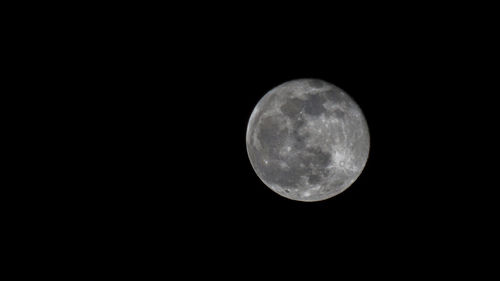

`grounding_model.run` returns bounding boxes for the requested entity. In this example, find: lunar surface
[246,79,370,202]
